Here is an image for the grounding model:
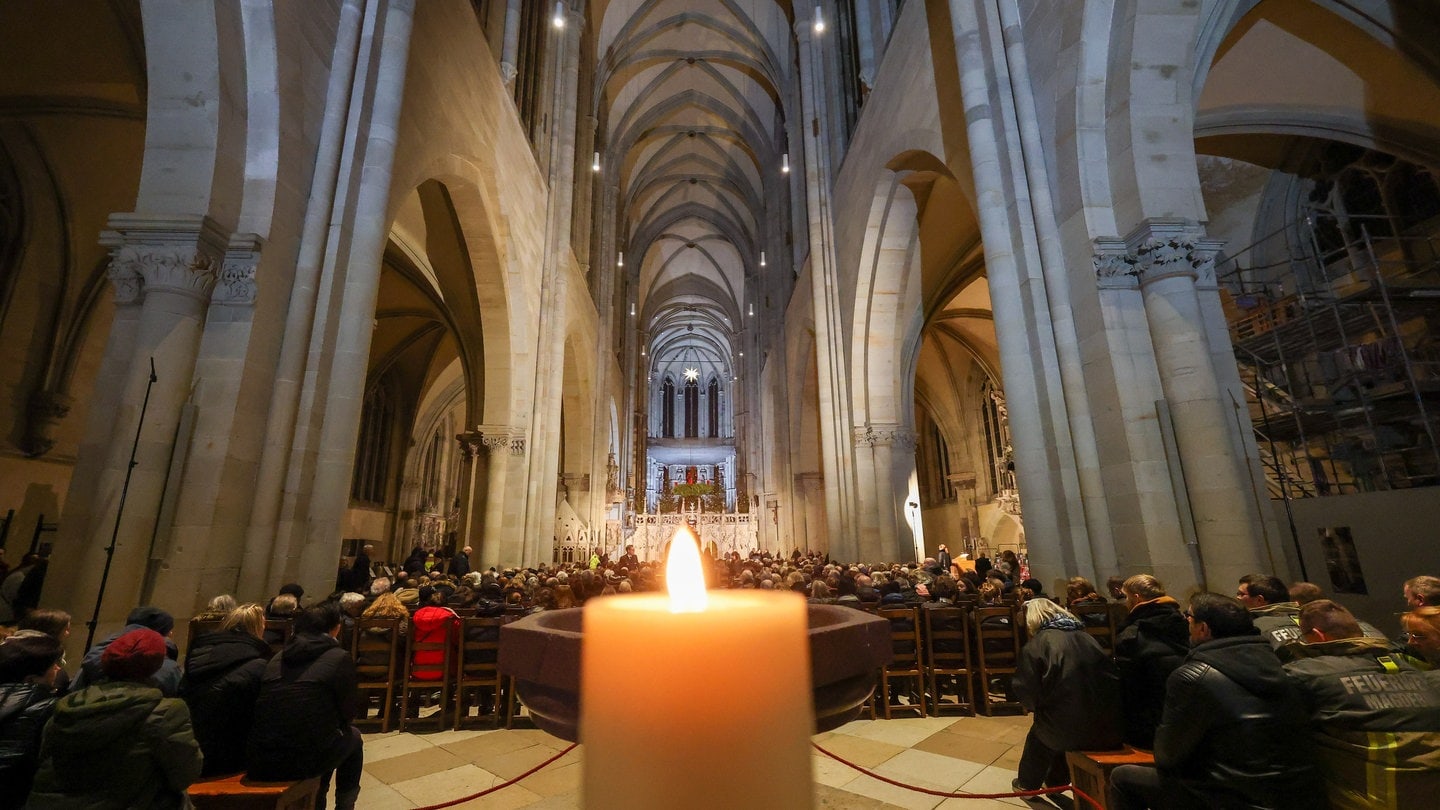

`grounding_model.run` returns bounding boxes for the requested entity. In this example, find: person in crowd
[350,544,375,592]
[1106,575,1127,603]
[973,551,992,580]
[181,603,271,776]
[1011,598,1122,796]
[196,595,236,622]
[1109,593,1323,810]
[264,593,301,646]
[247,603,363,810]
[1283,599,1440,809]
[1236,573,1304,652]
[1064,577,1105,607]
[369,576,392,598]
[1287,581,1324,605]
[338,592,366,631]
[619,544,641,573]
[1401,606,1440,668]
[1404,576,1440,609]
[10,610,72,696]
[71,605,182,696]
[362,590,410,634]
[935,544,953,575]
[402,546,426,577]
[450,546,472,579]
[0,633,65,808]
[28,628,202,809]
[1113,574,1189,749]
[0,554,43,625]
[410,587,459,682]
